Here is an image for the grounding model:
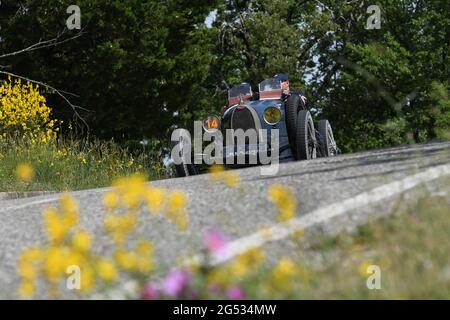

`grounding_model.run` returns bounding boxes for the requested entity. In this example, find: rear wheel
[296,110,317,160]
[317,119,337,157]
